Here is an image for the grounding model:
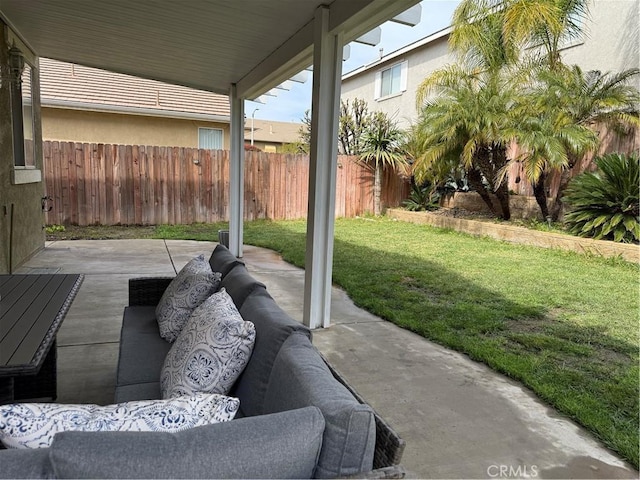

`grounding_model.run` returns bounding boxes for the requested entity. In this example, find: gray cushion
[117,306,171,386]
[114,382,161,403]
[232,288,311,416]
[209,244,244,278]
[220,264,266,310]
[49,407,325,479]
[0,448,54,479]
[263,333,375,479]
